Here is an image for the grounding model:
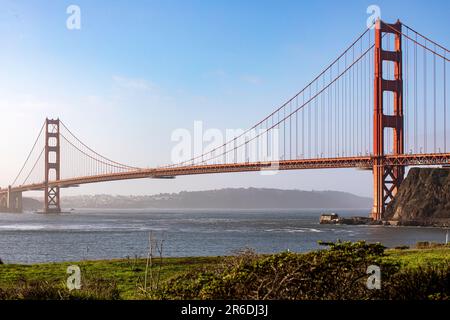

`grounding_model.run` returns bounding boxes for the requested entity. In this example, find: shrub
[381,264,450,300]
[154,241,450,300]
[415,241,449,249]
[155,241,400,300]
